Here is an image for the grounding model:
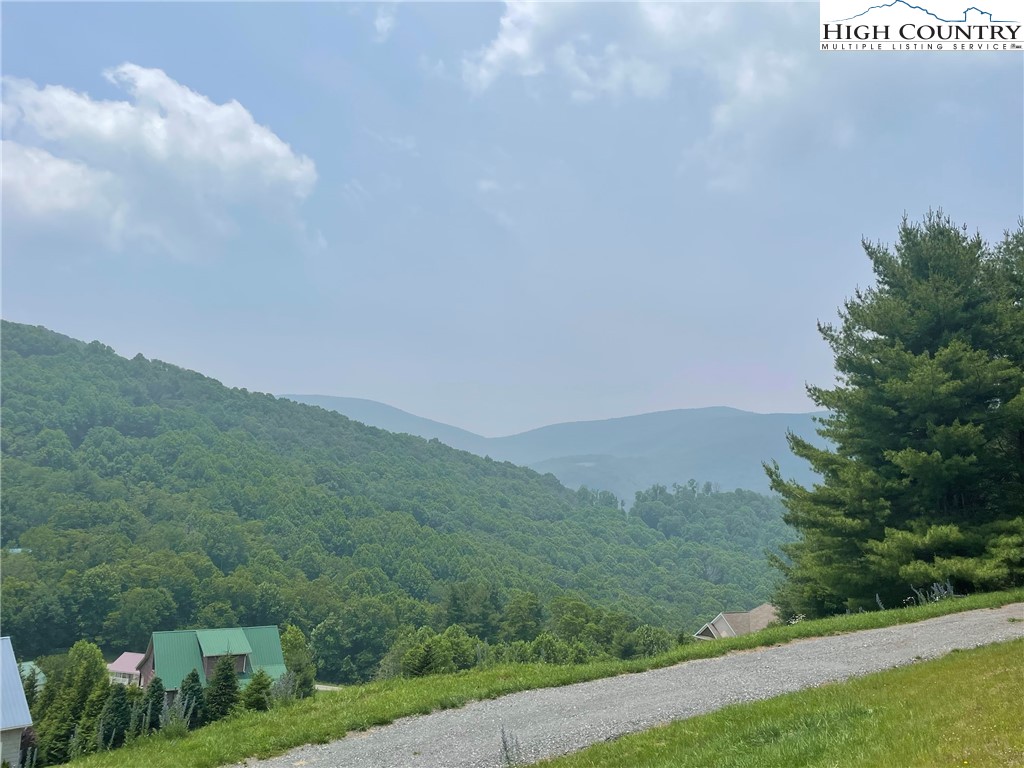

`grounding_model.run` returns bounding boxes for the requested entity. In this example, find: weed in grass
[500,726,525,767]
